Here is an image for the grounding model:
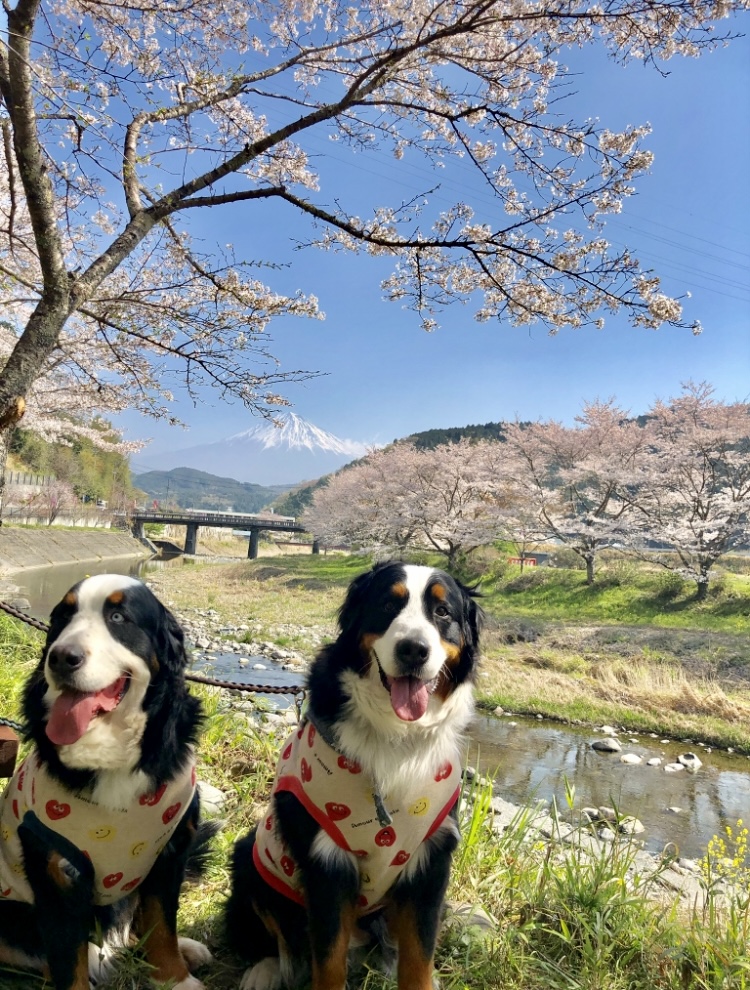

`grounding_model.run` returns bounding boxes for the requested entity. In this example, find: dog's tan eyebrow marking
[391,582,408,598]
[430,583,447,601]
[107,590,125,605]
[64,591,77,607]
